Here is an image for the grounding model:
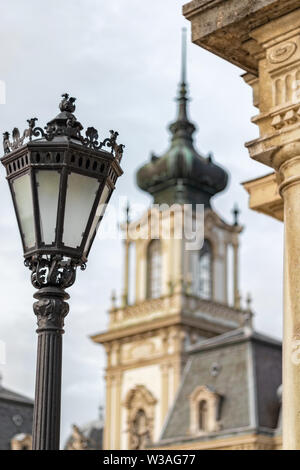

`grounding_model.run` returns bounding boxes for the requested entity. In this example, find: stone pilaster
[160,363,169,424]
[122,239,130,307]
[233,240,240,309]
